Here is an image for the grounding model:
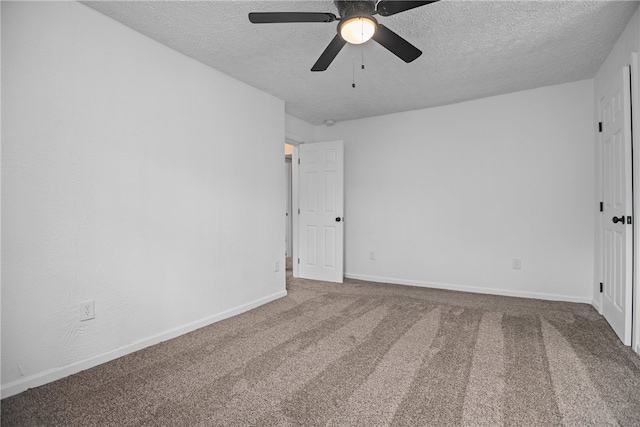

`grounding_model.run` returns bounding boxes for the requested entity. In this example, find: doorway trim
[285,134,303,279]
[292,144,300,278]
